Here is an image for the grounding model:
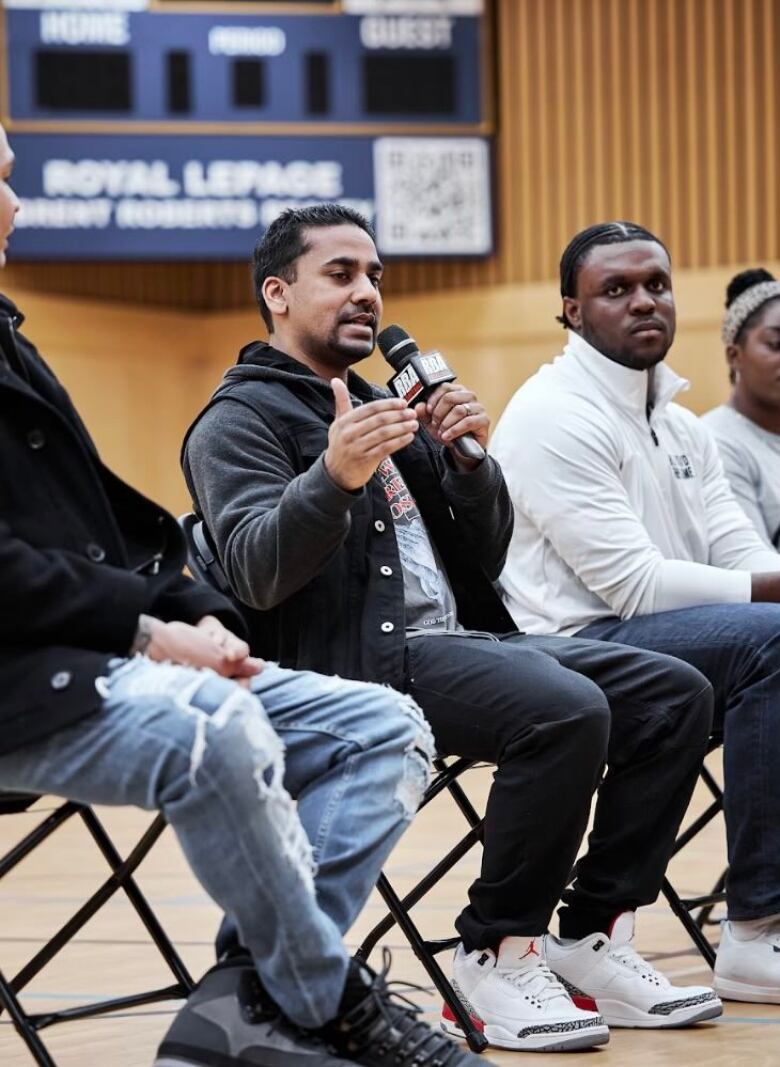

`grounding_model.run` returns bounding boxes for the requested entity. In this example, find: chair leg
[358,825,482,958]
[696,869,728,929]
[78,809,194,993]
[9,811,193,999]
[370,874,488,1055]
[0,802,80,880]
[661,877,717,970]
[0,970,57,1067]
